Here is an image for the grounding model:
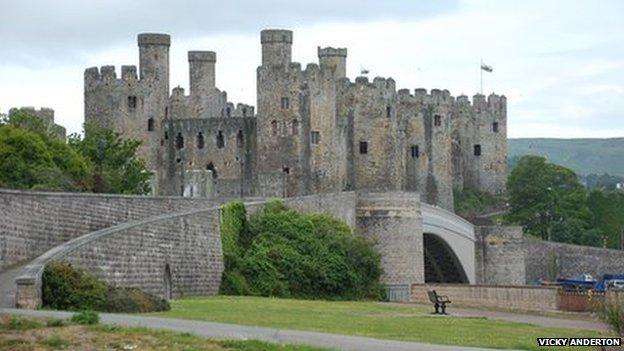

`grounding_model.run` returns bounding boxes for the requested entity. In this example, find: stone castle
[84,29,507,210]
